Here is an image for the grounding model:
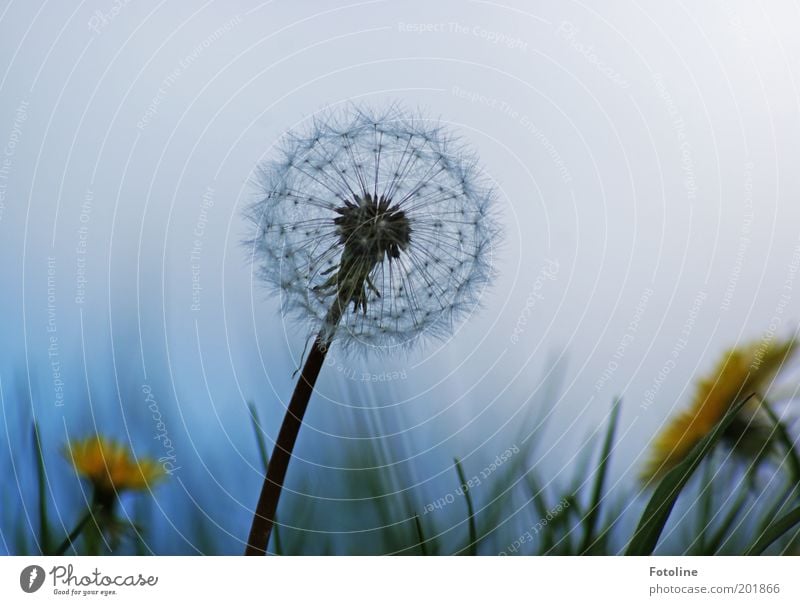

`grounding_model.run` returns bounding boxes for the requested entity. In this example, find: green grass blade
[757,483,798,534]
[454,457,477,555]
[761,400,800,484]
[247,401,270,473]
[694,456,715,554]
[705,487,749,554]
[746,504,800,555]
[32,422,50,555]
[590,494,624,555]
[272,520,284,555]
[414,514,428,556]
[580,398,621,555]
[524,471,554,553]
[526,474,551,520]
[625,393,755,556]
[53,508,93,555]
